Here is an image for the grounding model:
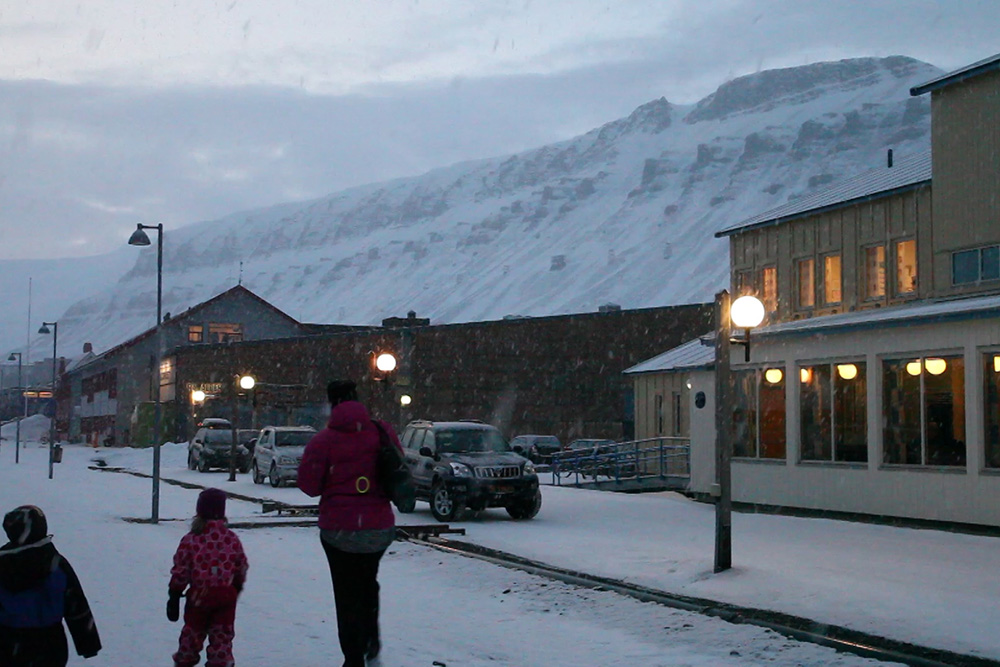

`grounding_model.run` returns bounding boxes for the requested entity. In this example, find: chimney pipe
[887,149,893,168]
